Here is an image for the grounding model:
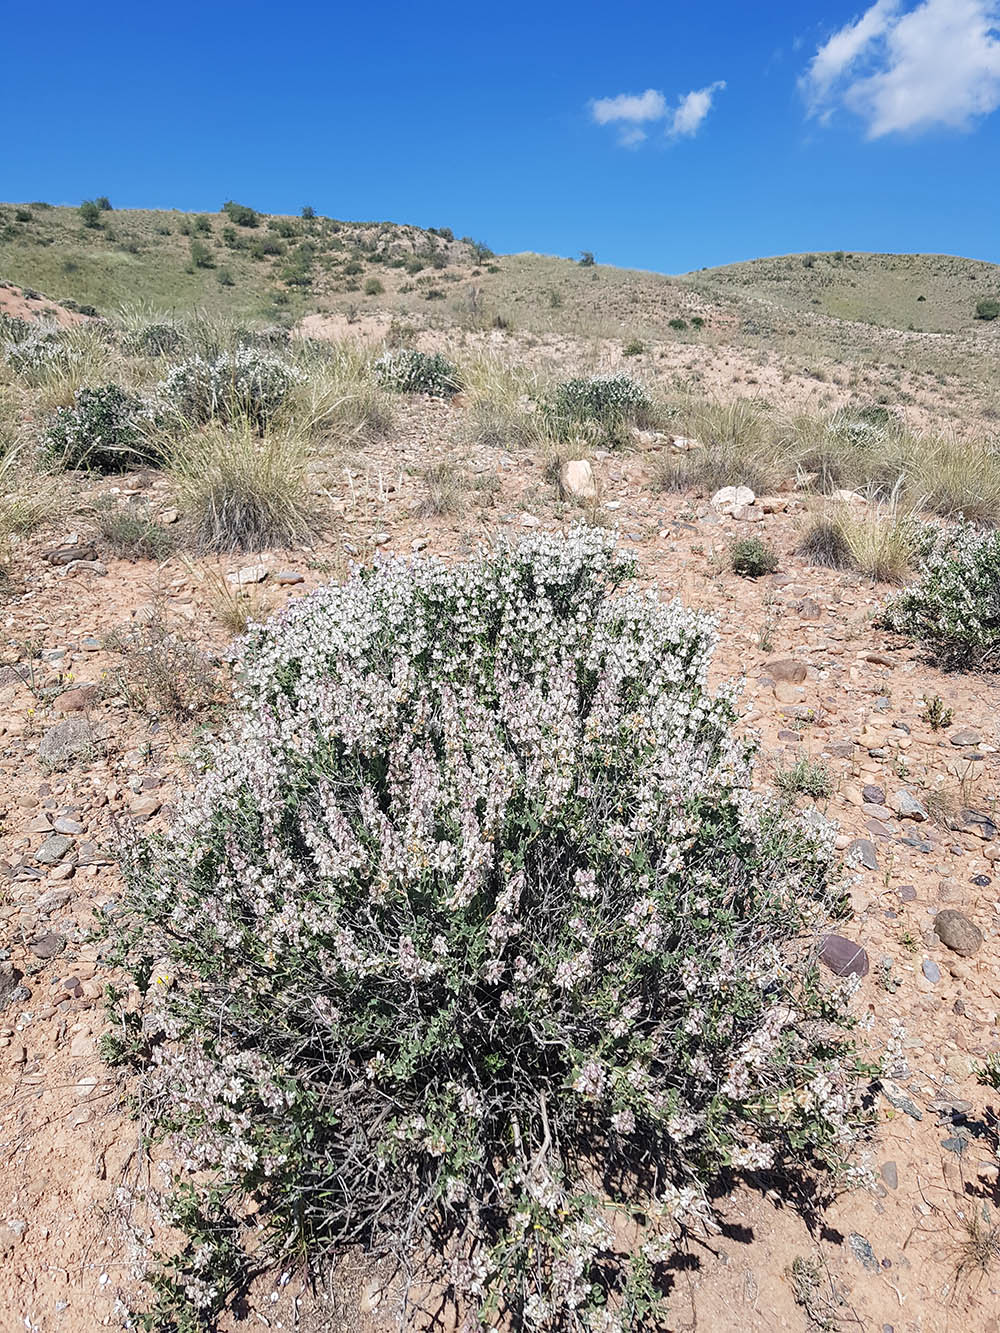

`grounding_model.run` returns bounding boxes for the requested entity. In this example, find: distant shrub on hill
[222,200,259,228]
[975,297,1000,321]
[78,199,102,228]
